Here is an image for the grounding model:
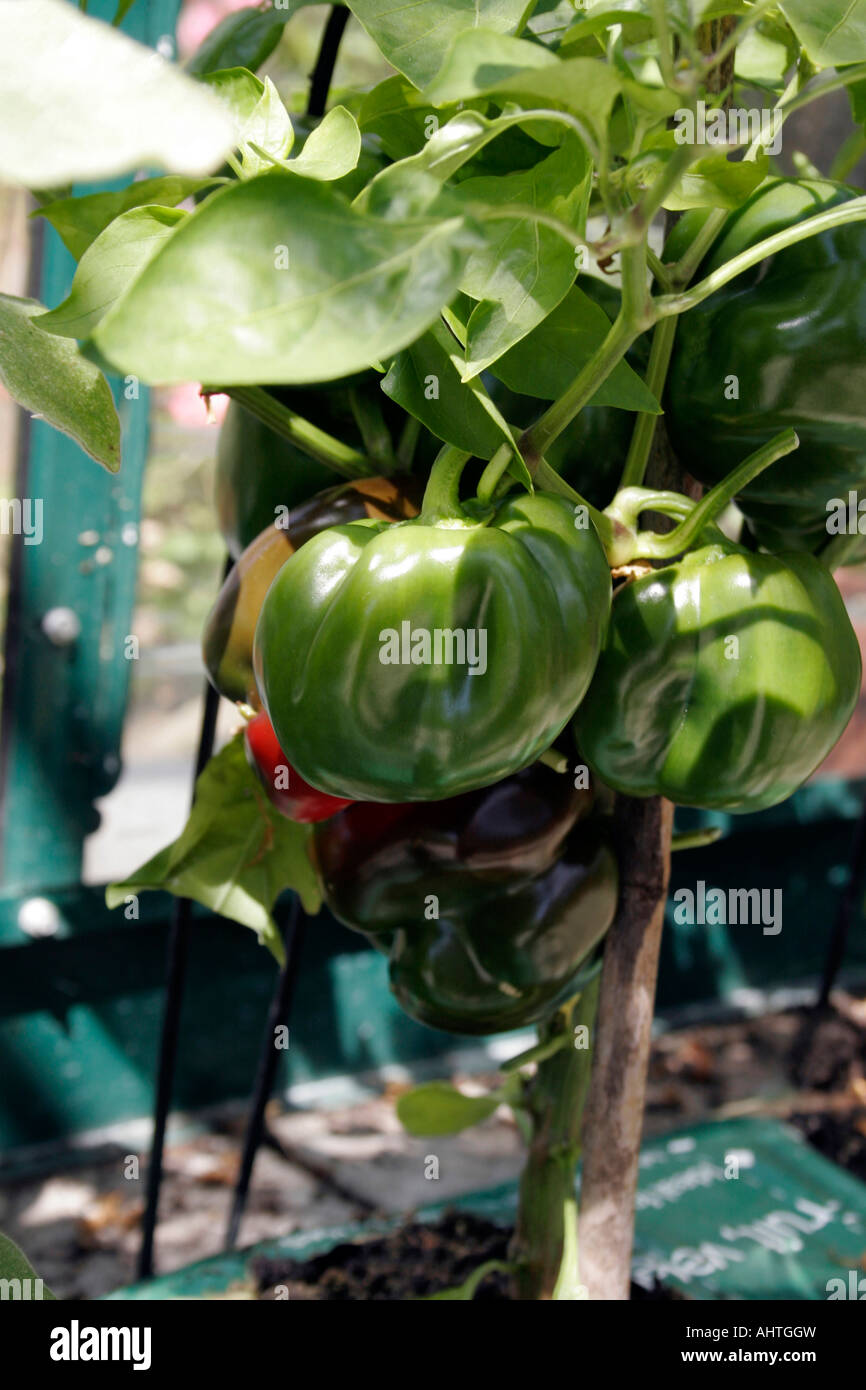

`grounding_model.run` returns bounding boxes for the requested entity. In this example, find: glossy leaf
[457,133,592,375]
[426,47,632,140]
[34,176,223,261]
[357,107,553,216]
[36,207,186,341]
[527,0,583,47]
[346,0,535,89]
[203,69,294,177]
[780,0,866,68]
[382,320,506,455]
[106,735,322,964]
[89,171,477,385]
[286,107,361,180]
[560,5,655,50]
[0,294,121,472]
[396,1081,501,1136]
[490,283,661,412]
[0,0,234,186]
[425,30,558,106]
[358,76,439,160]
[663,150,769,211]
